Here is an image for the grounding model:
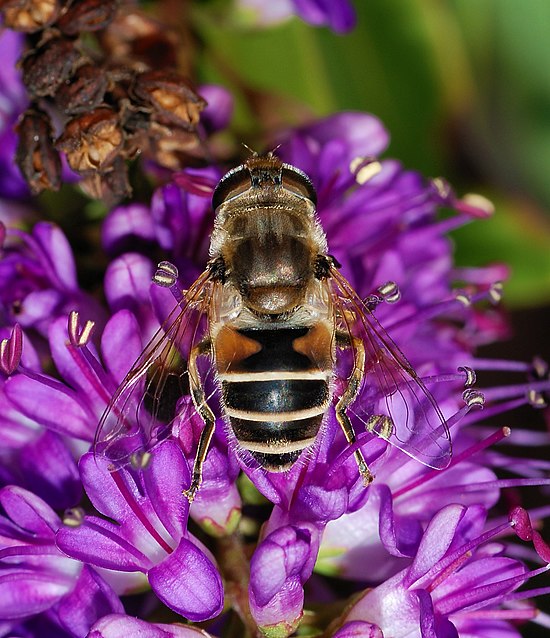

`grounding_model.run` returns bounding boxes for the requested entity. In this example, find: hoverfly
[95,153,452,500]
